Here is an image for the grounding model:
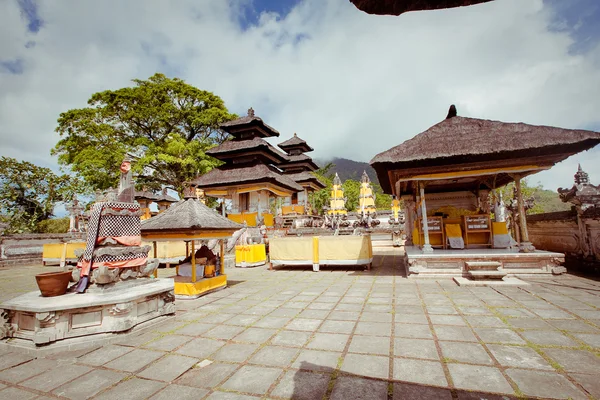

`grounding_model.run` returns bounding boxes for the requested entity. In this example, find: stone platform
[405,246,566,277]
[0,278,175,354]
